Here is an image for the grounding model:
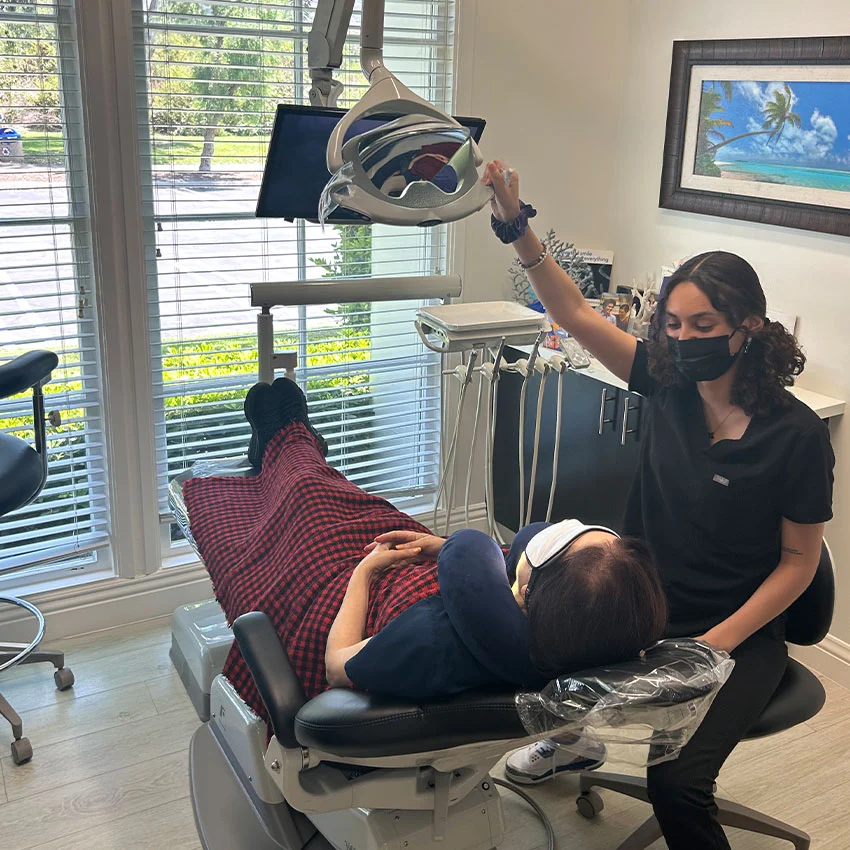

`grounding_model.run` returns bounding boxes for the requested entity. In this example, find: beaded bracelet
[520,245,548,271]
[490,201,537,244]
